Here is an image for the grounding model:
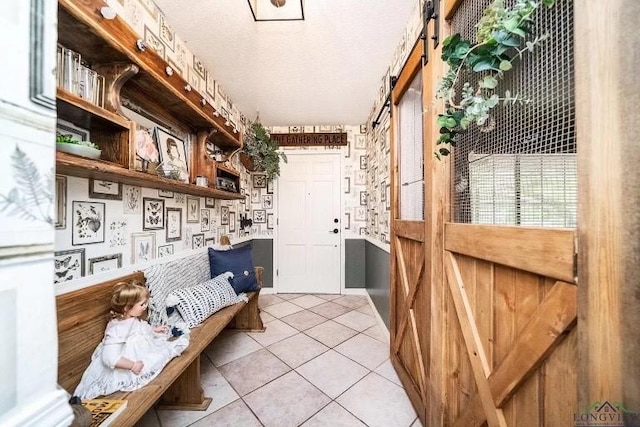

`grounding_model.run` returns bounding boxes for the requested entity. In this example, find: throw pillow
[166,272,241,328]
[208,245,260,294]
